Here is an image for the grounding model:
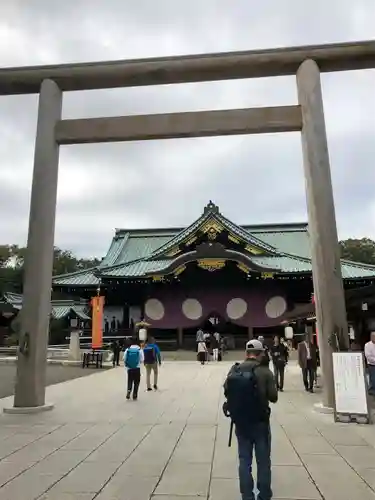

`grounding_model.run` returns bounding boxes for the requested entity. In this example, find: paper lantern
[139,327,147,342]
[284,326,294,340]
